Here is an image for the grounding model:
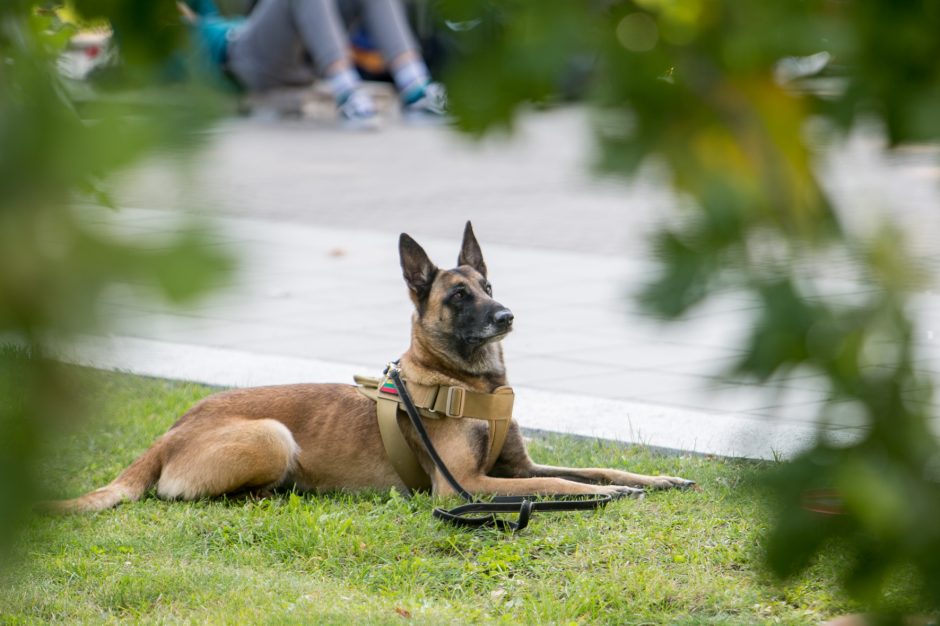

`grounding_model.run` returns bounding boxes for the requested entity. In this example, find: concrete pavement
[59,107,940,459]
